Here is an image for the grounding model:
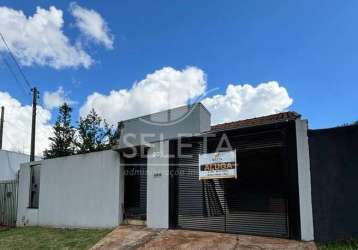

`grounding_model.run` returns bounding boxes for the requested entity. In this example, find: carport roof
[210,111,301,132]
